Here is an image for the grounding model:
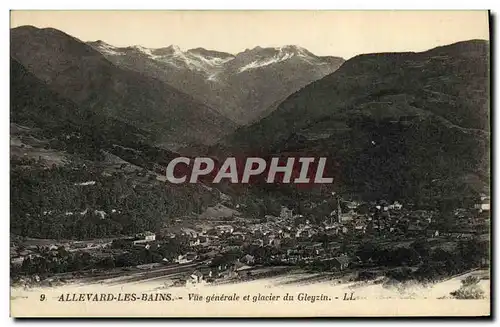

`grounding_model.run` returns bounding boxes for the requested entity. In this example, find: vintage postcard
[9,10,491,317]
